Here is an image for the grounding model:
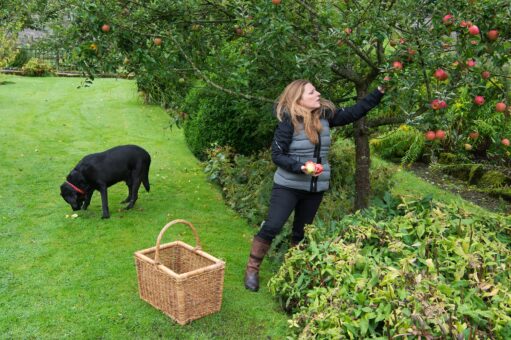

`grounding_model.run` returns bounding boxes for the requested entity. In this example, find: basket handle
[154,219,202,265]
